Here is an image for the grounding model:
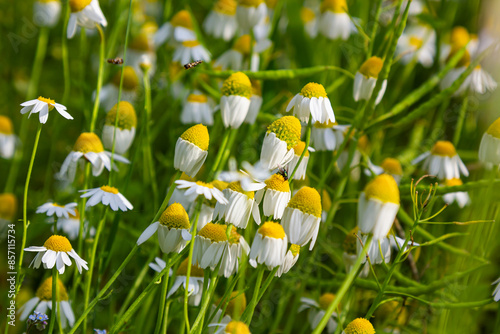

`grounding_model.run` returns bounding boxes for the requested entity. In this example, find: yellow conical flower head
[444,178,463,187]
[105,101,137,130]
[409,36,423,49]
[343,227,359,254]
[180,124,210,151]
[215,0,237,15]
[112,66,139,91]
[129,32,153,51]
[141,21,159,35]
[211,180,229,191]
[301,82,327,99]
[322,189,331,212]
[69,0,91,12]
[178,172,196,183]
[359,57,384,79]
[380,158,403,175]
[218,291,247,317]
[300,7,316,23]
[450,26,470,49]
[313,120,336,129]
[199,223,228,242]
[100,185,119,194]
[251,80,262,96]
[319,293,336,310]
[430,140,457,157]
[228,181,255,199]
[344,318,375,334]
[73,132,105,153]
[36,277,69,301]
[290,244,301,256]
[182,40,201,48]
[364,174,399,204]
[37,97,55,111]
[238,0,263,7]
[159,203,190,229]
[268,116,302,150]
[221,72,252,98]
[287,186,322,218]
[486,117,500,139]
[265,174,290,192]
[225,320,251,334]
[44,235,73,252]
[176,258,204,277]
[171,10,193,29]
[320,0,347,13]
[0,116,13,135]
[0,193,17,220]
[233,35,252,55]
[293,141,310,157]
[258,221,286,239]
[187,93,209,103]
